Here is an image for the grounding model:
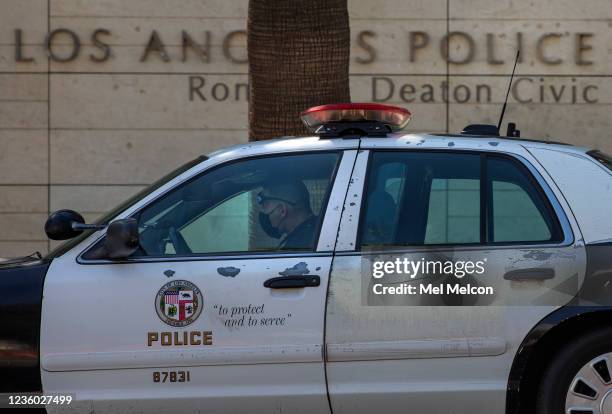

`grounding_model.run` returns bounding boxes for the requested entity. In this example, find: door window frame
[355,149,573,252]
[77,150,347,264]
